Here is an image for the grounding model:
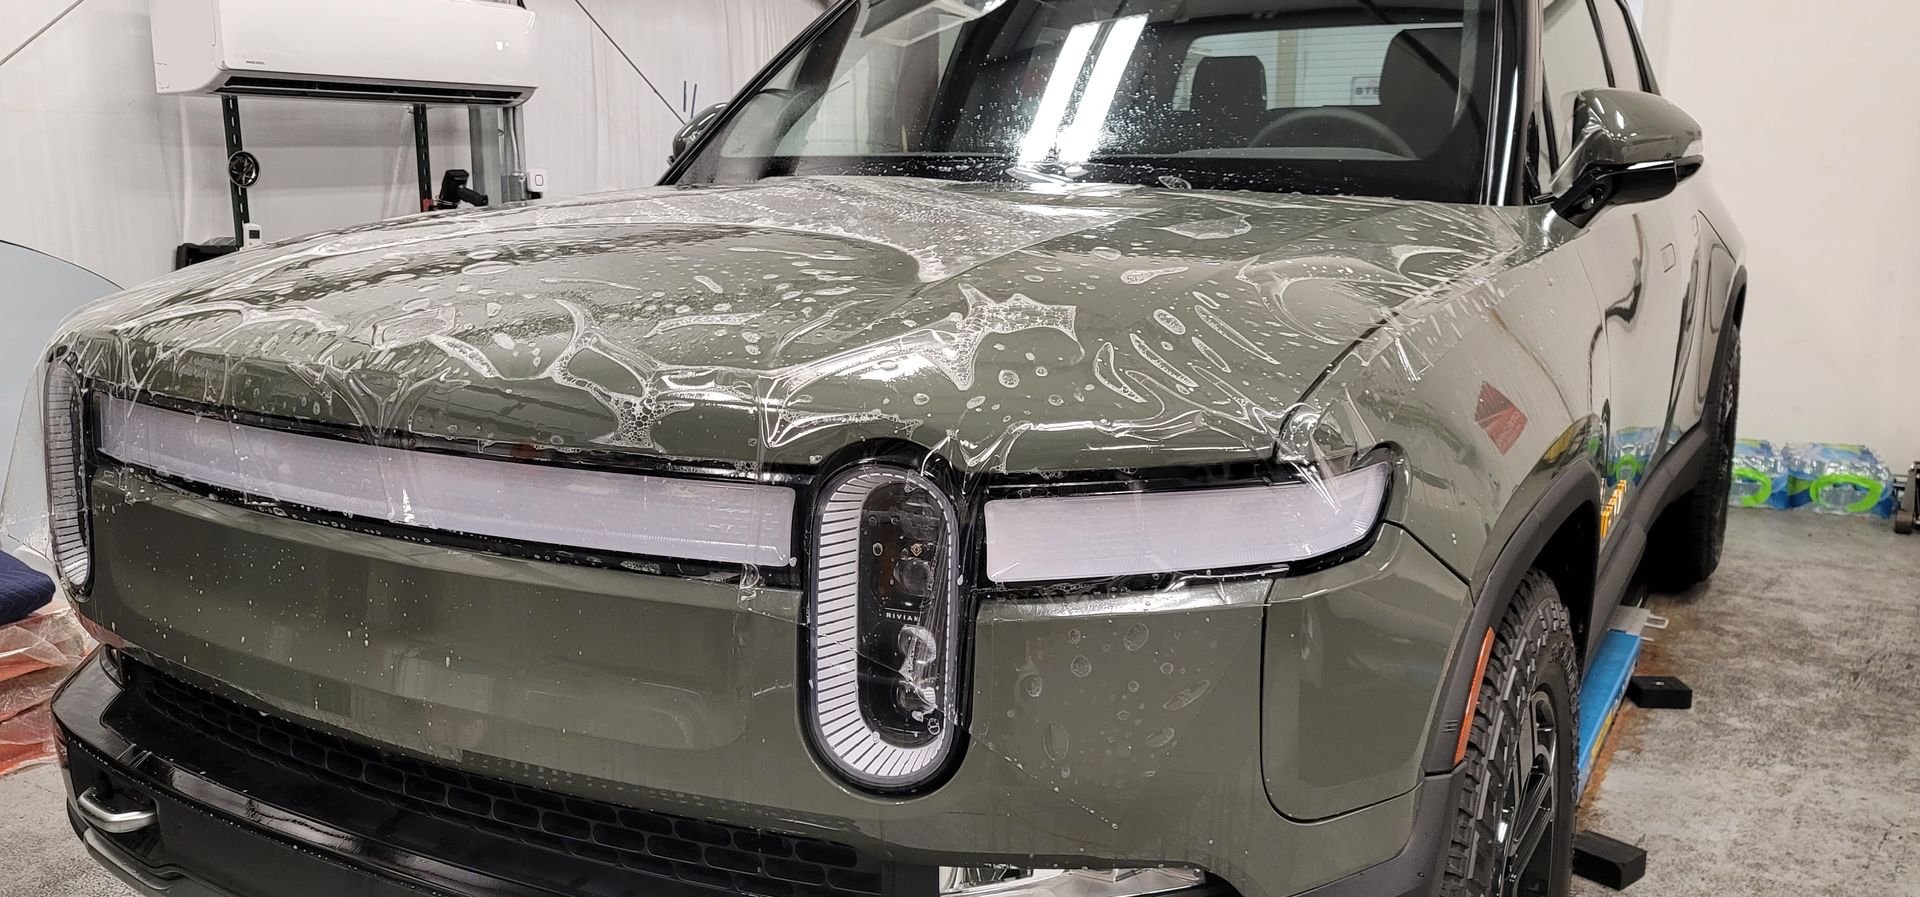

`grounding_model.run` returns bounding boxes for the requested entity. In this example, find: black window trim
[1593,0,1660,95]
[1582,0,1617,88]
[1533,0,1613,194]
